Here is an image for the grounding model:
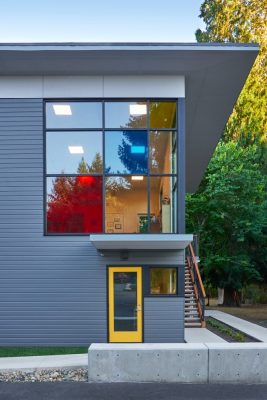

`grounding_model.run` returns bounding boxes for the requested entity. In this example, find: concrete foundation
[88,343,267,383]
[207,343,267,383]
[88,343,208,383]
